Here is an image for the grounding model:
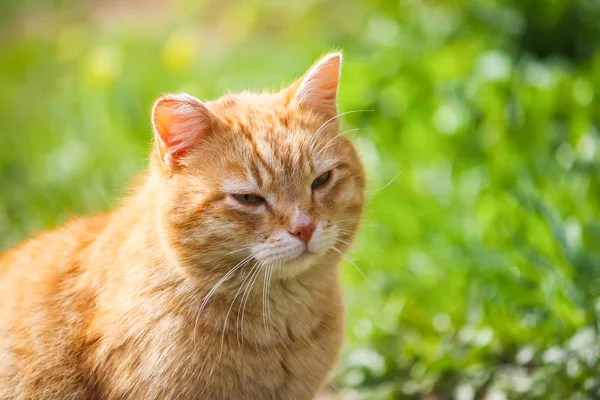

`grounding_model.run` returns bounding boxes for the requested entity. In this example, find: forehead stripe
[247,136,277,181]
